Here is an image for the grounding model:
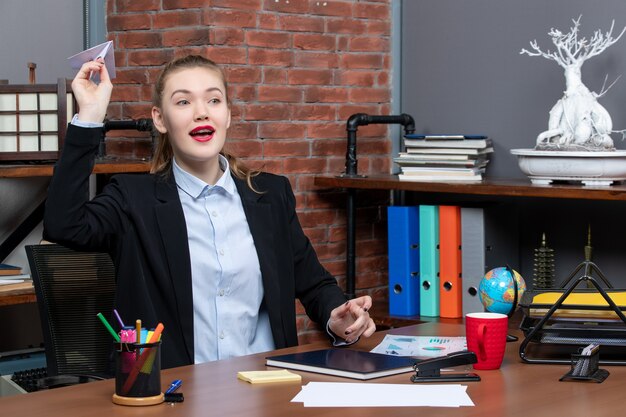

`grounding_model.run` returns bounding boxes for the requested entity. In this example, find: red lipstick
[190,125,215,142]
